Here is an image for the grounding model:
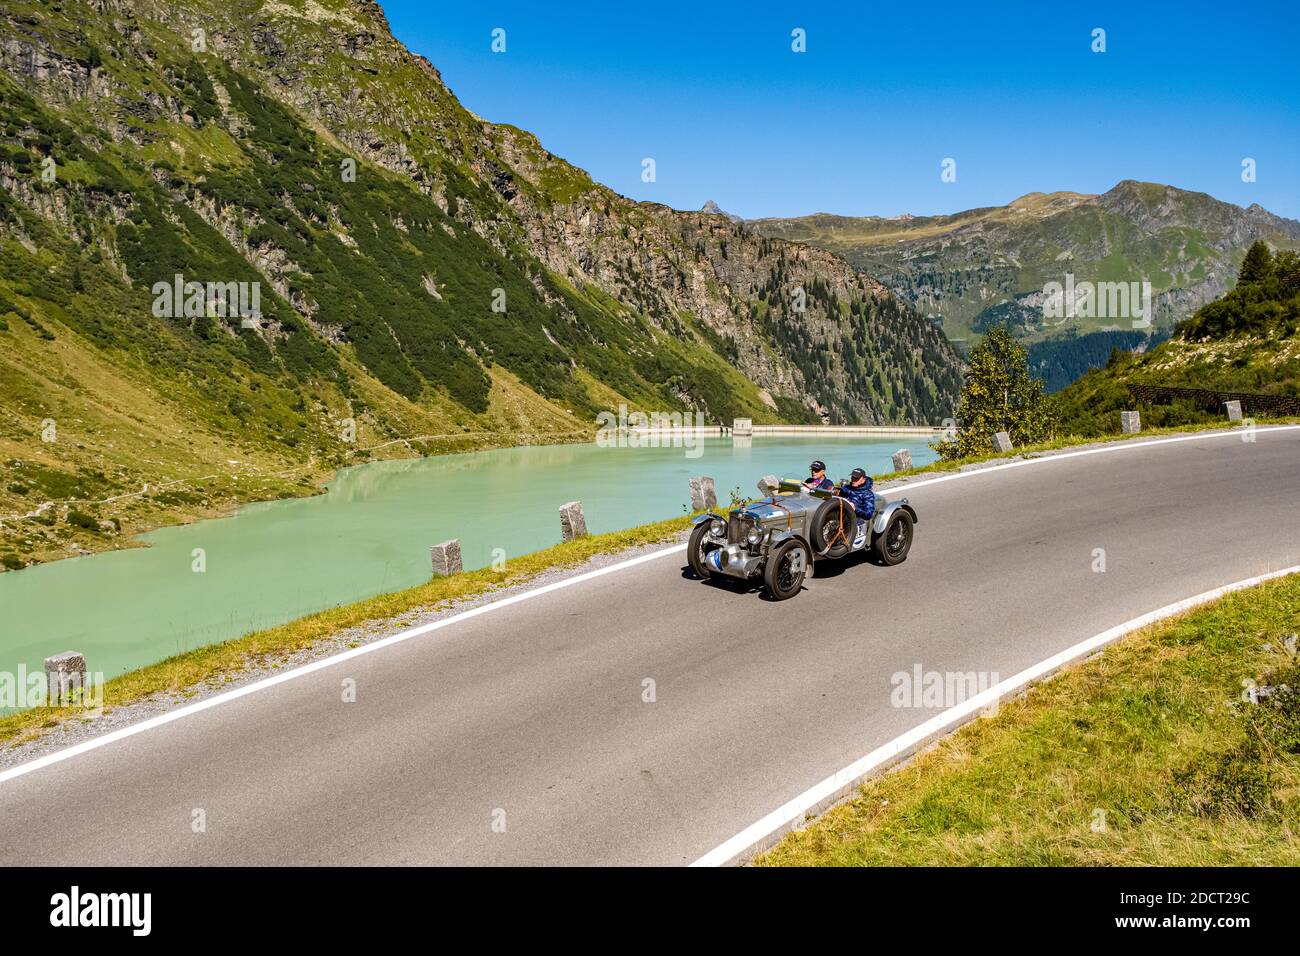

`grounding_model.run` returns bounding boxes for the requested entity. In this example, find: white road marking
[2,424,1296,788]
[877,424,1300,496]
[690,562,1300,866]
